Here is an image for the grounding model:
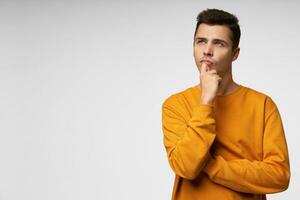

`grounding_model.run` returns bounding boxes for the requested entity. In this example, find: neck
[216,72,238,96]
